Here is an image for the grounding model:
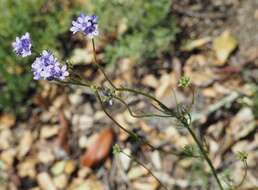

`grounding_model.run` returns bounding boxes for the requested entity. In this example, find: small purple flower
[31,50,69,81]
[12,32,32,57]
[70,13,99,38]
